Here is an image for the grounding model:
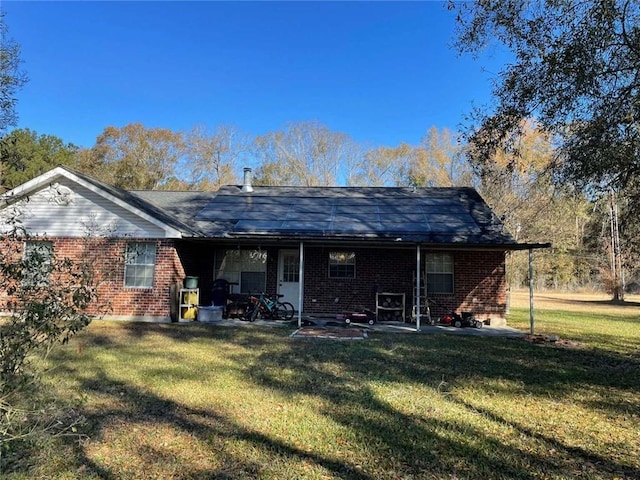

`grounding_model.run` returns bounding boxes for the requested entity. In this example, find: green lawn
[7,295,640,479]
